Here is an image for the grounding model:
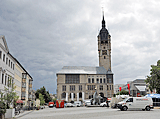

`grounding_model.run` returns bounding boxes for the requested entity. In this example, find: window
[7,77,9,87]
[104,56,106,59]
[13,64,14,70]
[88,78,90,83]
[6,58,8,64]
[61,92,66,99]
[3,54,5,62]
[0,51,2,59]
[110,85,111,90]
[79,92,82,98]
[70,85,75,91]
[109,79,112,83]
[65,75,80,84]
[92,78,94,83]
[97,78,99,83]
[107,85,108,90]
[127,98,133,102]
[5,76,7,85]
[99,85,103,90]
[11,62,12,68]
[100,78,102,83]
[9,60,10,66]
[103,78,105,83]
[2,74,4,84]
[87,85,95,90]
[22,74,26,79]
[62,85,66,91]
[79,85,82,91]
